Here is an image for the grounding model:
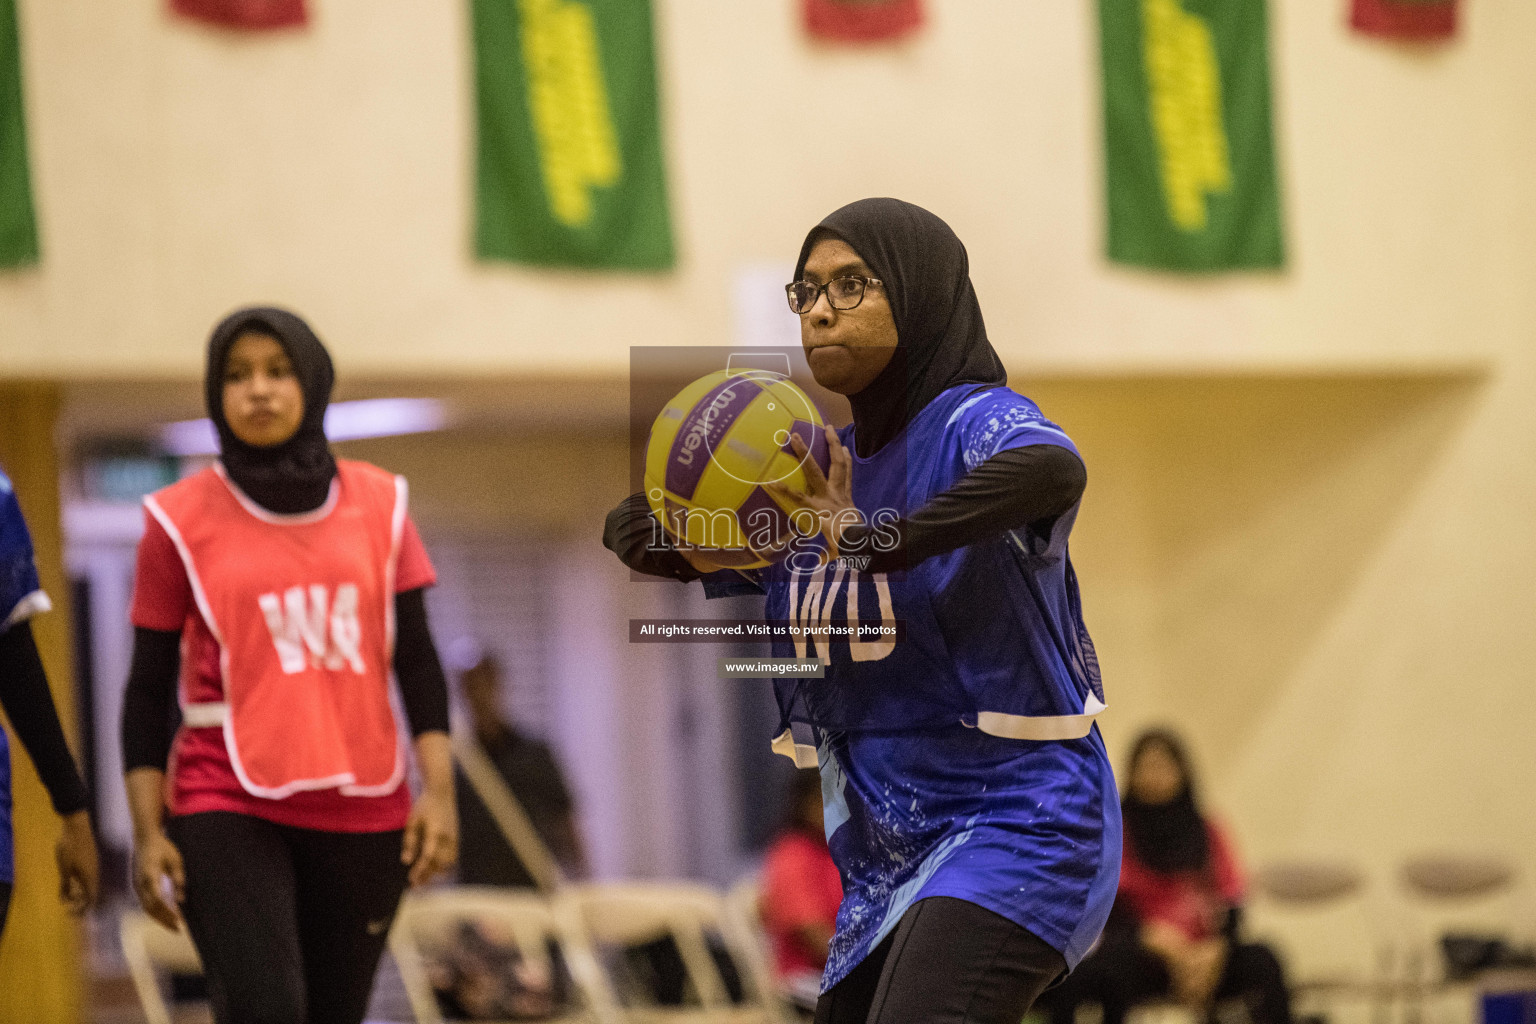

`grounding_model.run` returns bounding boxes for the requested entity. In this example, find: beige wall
[1028,372,1534,881]
[8,0,1536,895]
[0,1,1530,374]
